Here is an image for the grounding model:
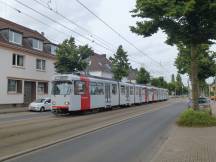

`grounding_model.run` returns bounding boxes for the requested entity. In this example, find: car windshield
[35,99,45,103]
[52,81,72,95]
[198,98,208,104]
